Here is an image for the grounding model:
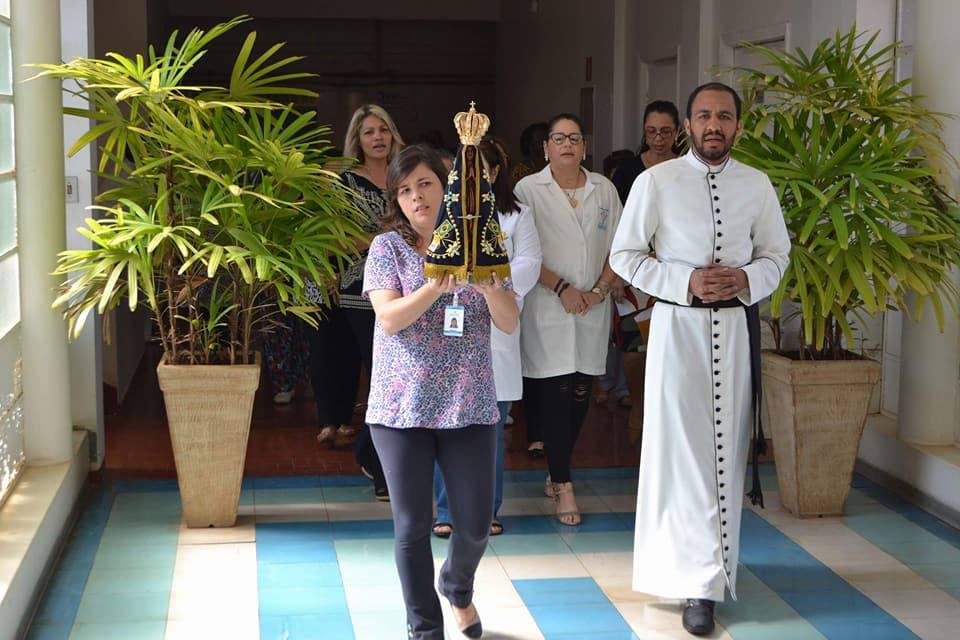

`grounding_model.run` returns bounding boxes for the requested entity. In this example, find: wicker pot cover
[761,351,881,517]
[157,354,260,528]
